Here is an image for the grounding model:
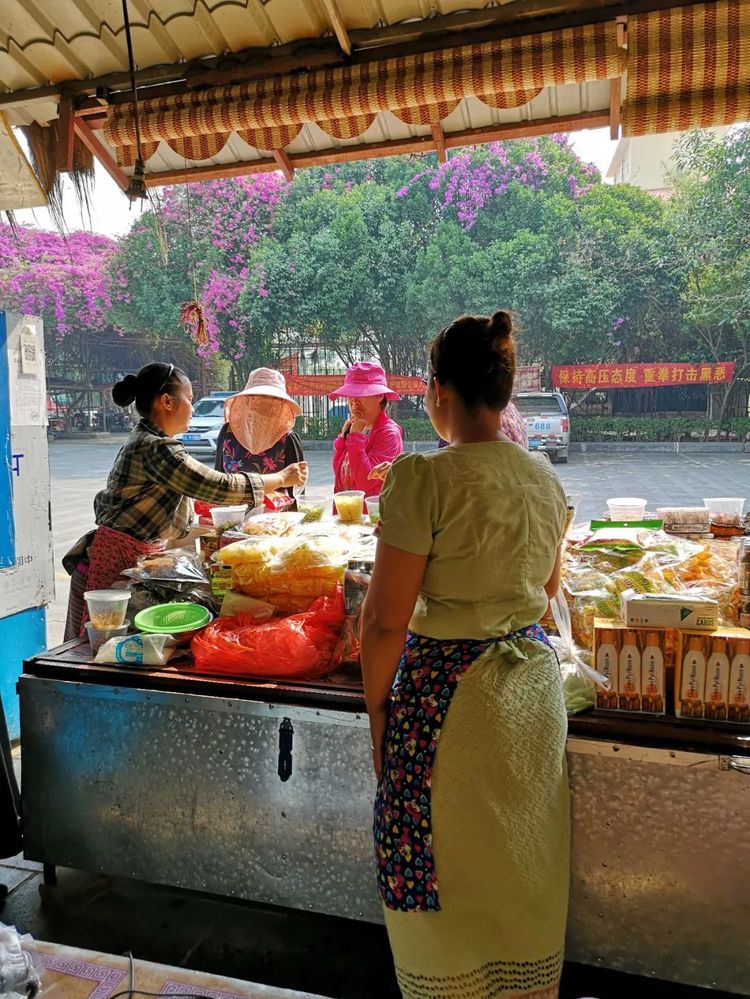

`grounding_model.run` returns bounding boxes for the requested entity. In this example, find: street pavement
[47,440,750,646]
